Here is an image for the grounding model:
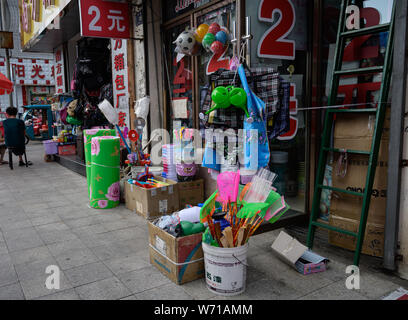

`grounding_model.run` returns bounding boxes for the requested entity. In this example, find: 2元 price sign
[79,0,131,39]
